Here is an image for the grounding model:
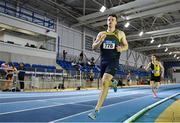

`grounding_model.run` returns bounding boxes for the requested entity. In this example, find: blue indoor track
[0,84,180,122]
